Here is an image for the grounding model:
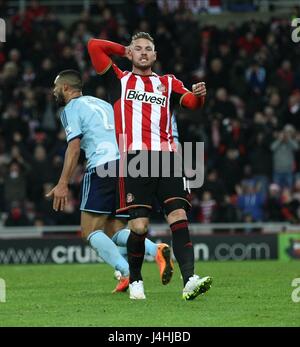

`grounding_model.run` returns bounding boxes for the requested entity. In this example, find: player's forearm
[180,92,205,110]
[58,145,80,185]
[87,39,125,74]
[88,39,125,56]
